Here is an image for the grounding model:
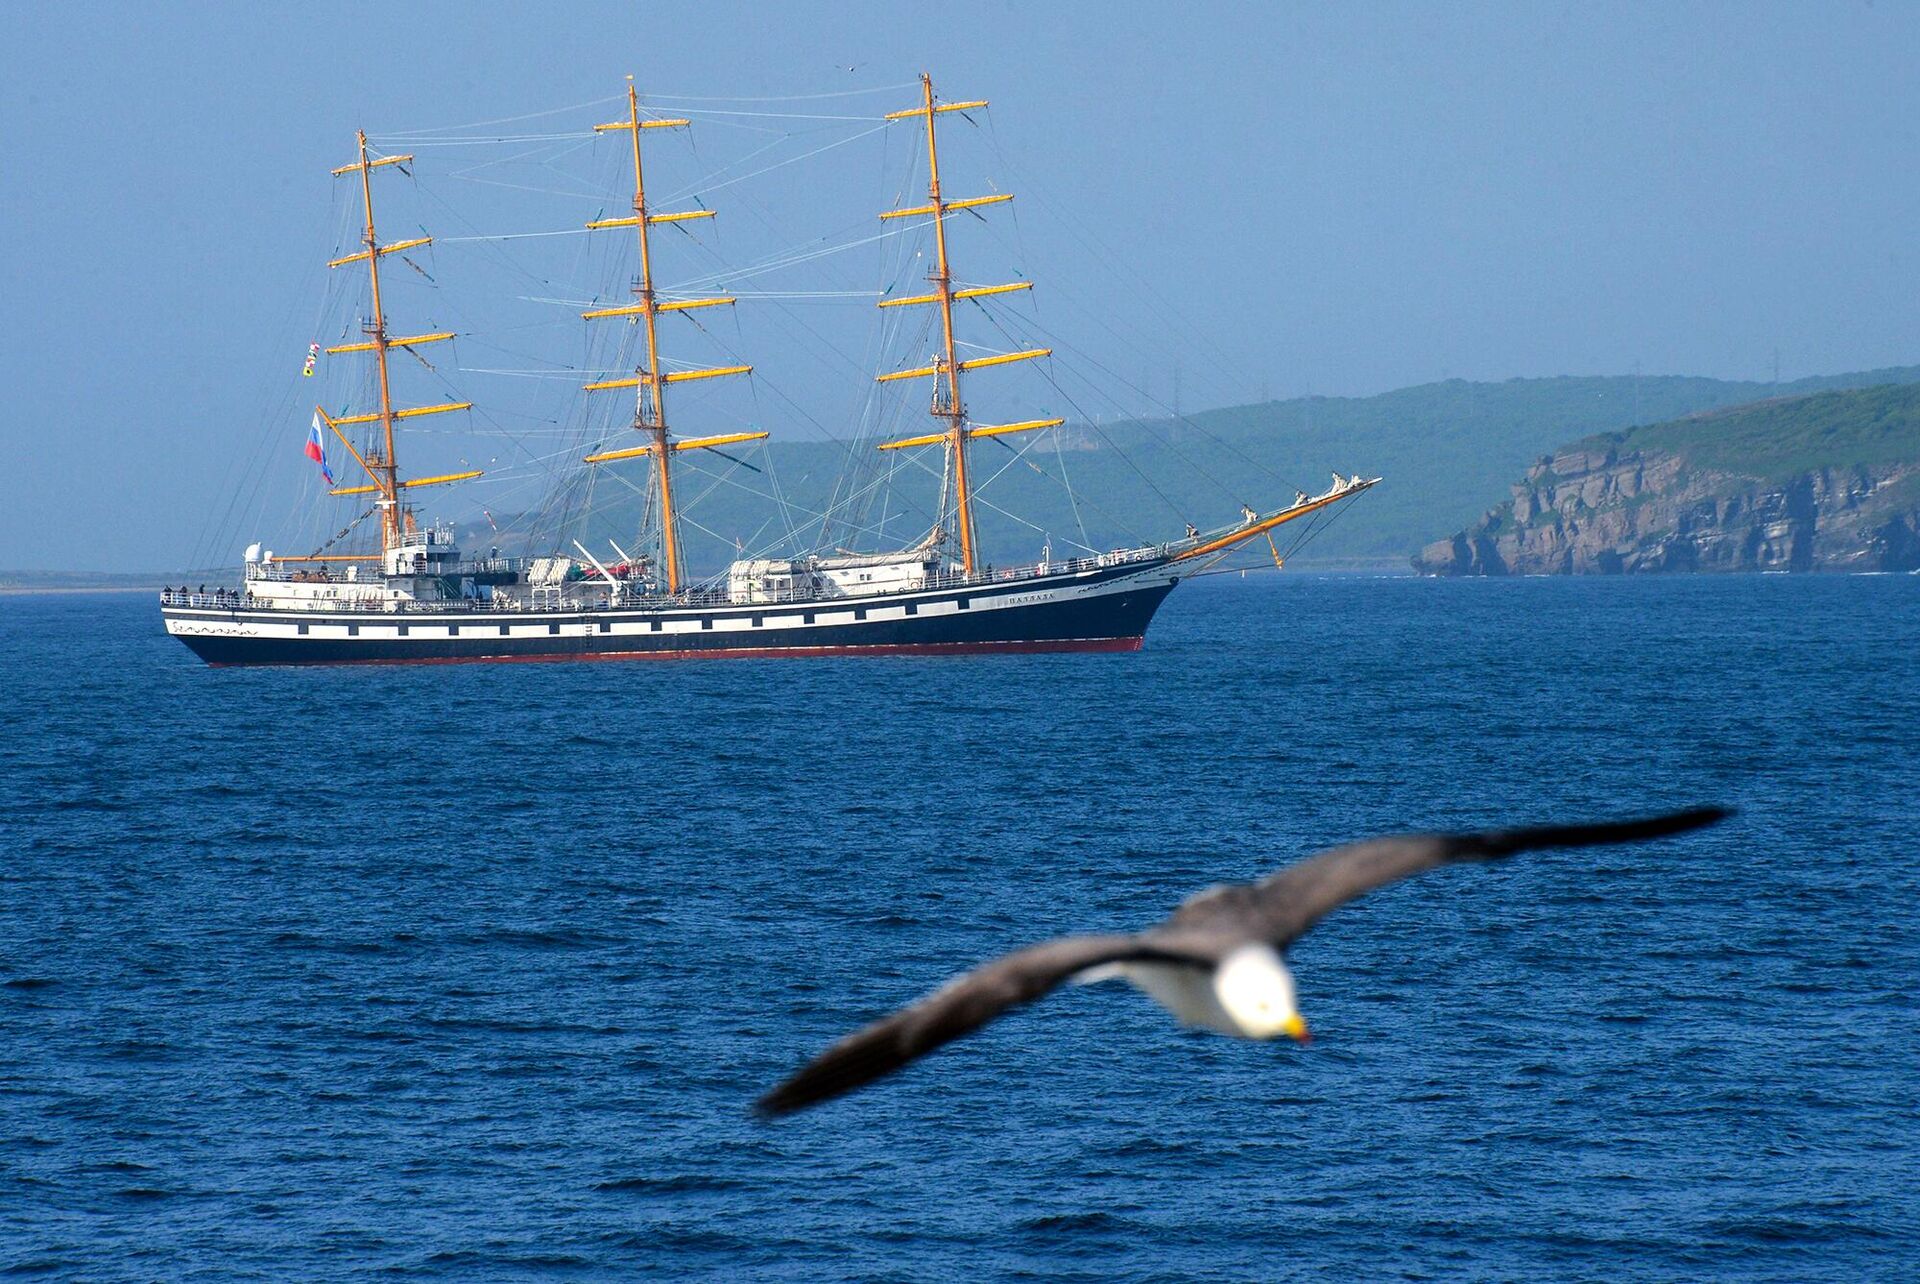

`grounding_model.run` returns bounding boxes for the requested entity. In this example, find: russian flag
[306,412,336,486]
